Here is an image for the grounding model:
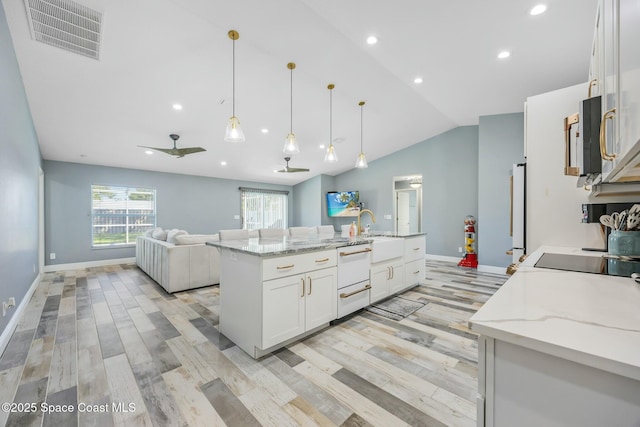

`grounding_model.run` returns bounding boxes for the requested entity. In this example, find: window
[91,185,156,247]
[240,187,288,230]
